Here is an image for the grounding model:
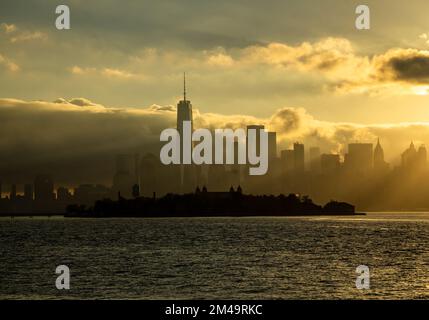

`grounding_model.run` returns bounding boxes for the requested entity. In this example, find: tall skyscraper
[321,154,340,173]
[176,73,196,192]
[401,142,419,169]
[56,187,72,201]
[246,125,265,159]
[177,73,193,141]
[309,147,321,172]
[34,175,54,202]
[374,139,384,166]
[345,143,373,173]
[268,132,277,161]
[24,184,33,201]
[417,145,427,169]
[281,149,295,174]
[374,138,389,172]
[400,142,427,170]
[10,184,17,200]
[402,143,429,171]
[293,142,305,173]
